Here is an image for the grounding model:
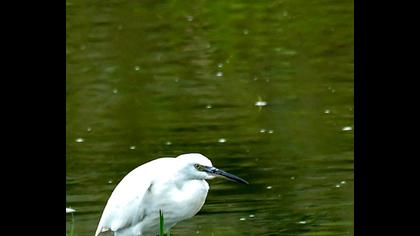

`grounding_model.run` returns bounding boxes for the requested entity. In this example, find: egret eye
[194,164,203,171]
